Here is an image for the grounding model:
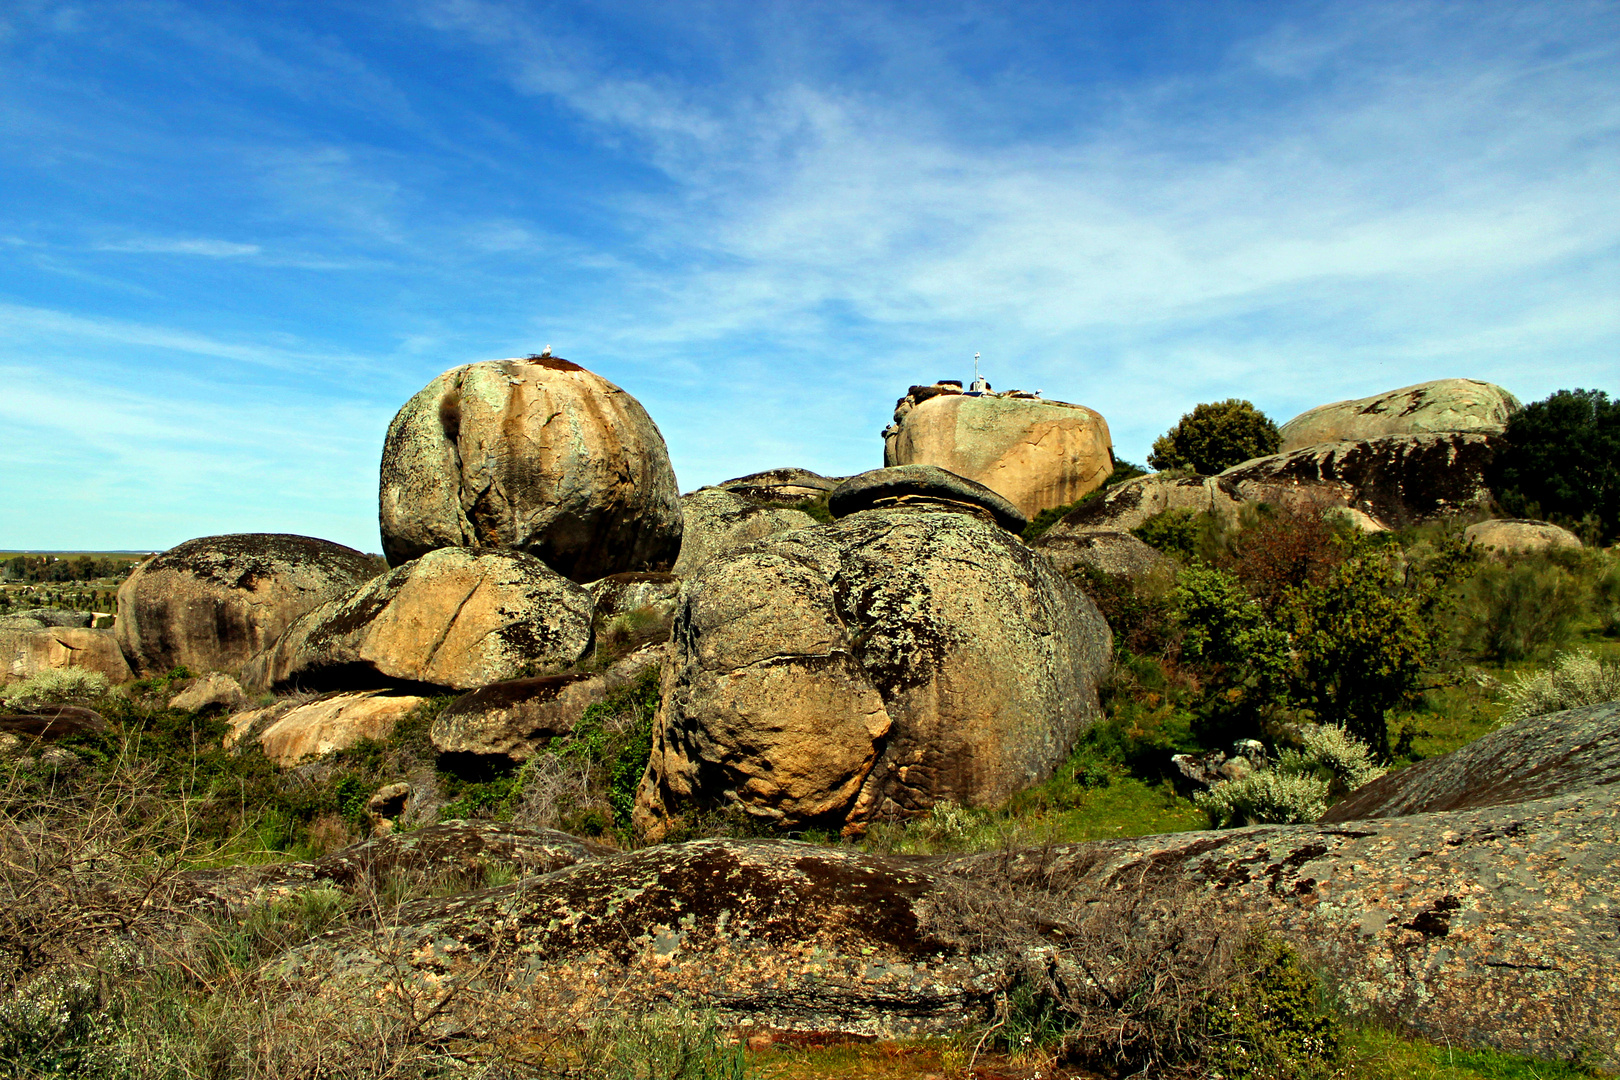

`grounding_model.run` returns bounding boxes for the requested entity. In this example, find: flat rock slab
[829,465,1027,533]
[282,838,1007,1040]
[716,467,841,504]
[0,704,109,740]
[1323,700,1620,822]
[945,787,1620,1067]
